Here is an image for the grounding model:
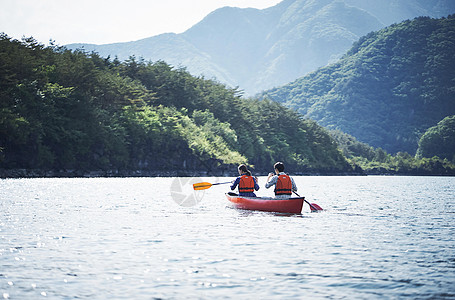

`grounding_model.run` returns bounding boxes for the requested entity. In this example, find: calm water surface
[1,176,454,299]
